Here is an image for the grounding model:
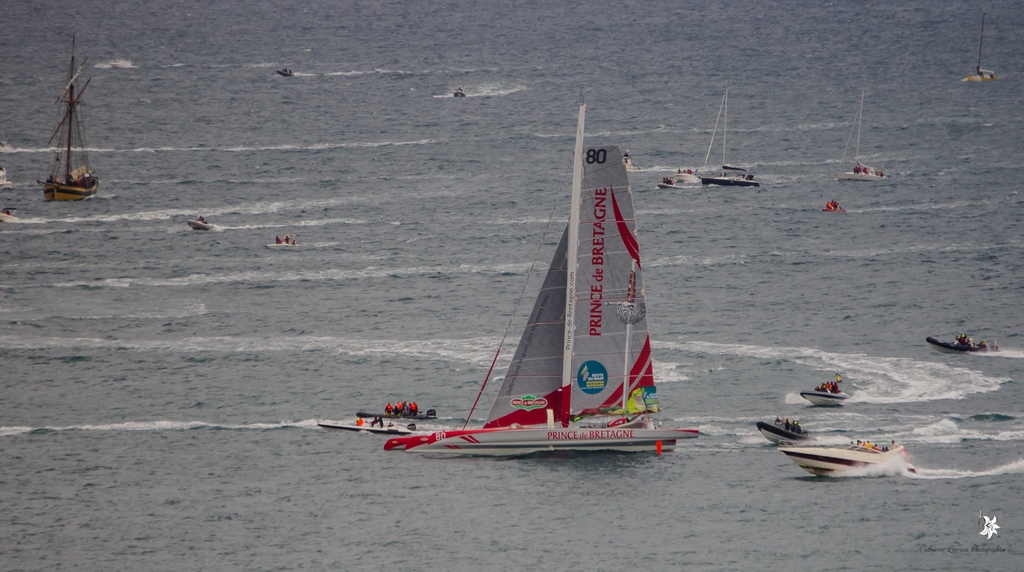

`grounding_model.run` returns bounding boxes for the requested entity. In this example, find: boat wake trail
[665,341,1008,404]
[824,455,915,478]
[0,419,321,437]
[913,458,1024,479]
